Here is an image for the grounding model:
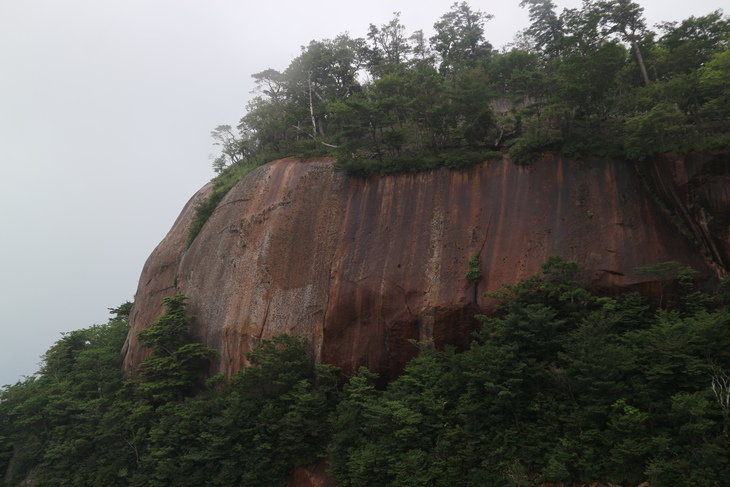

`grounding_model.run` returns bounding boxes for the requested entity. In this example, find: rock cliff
[122,153,729,381]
